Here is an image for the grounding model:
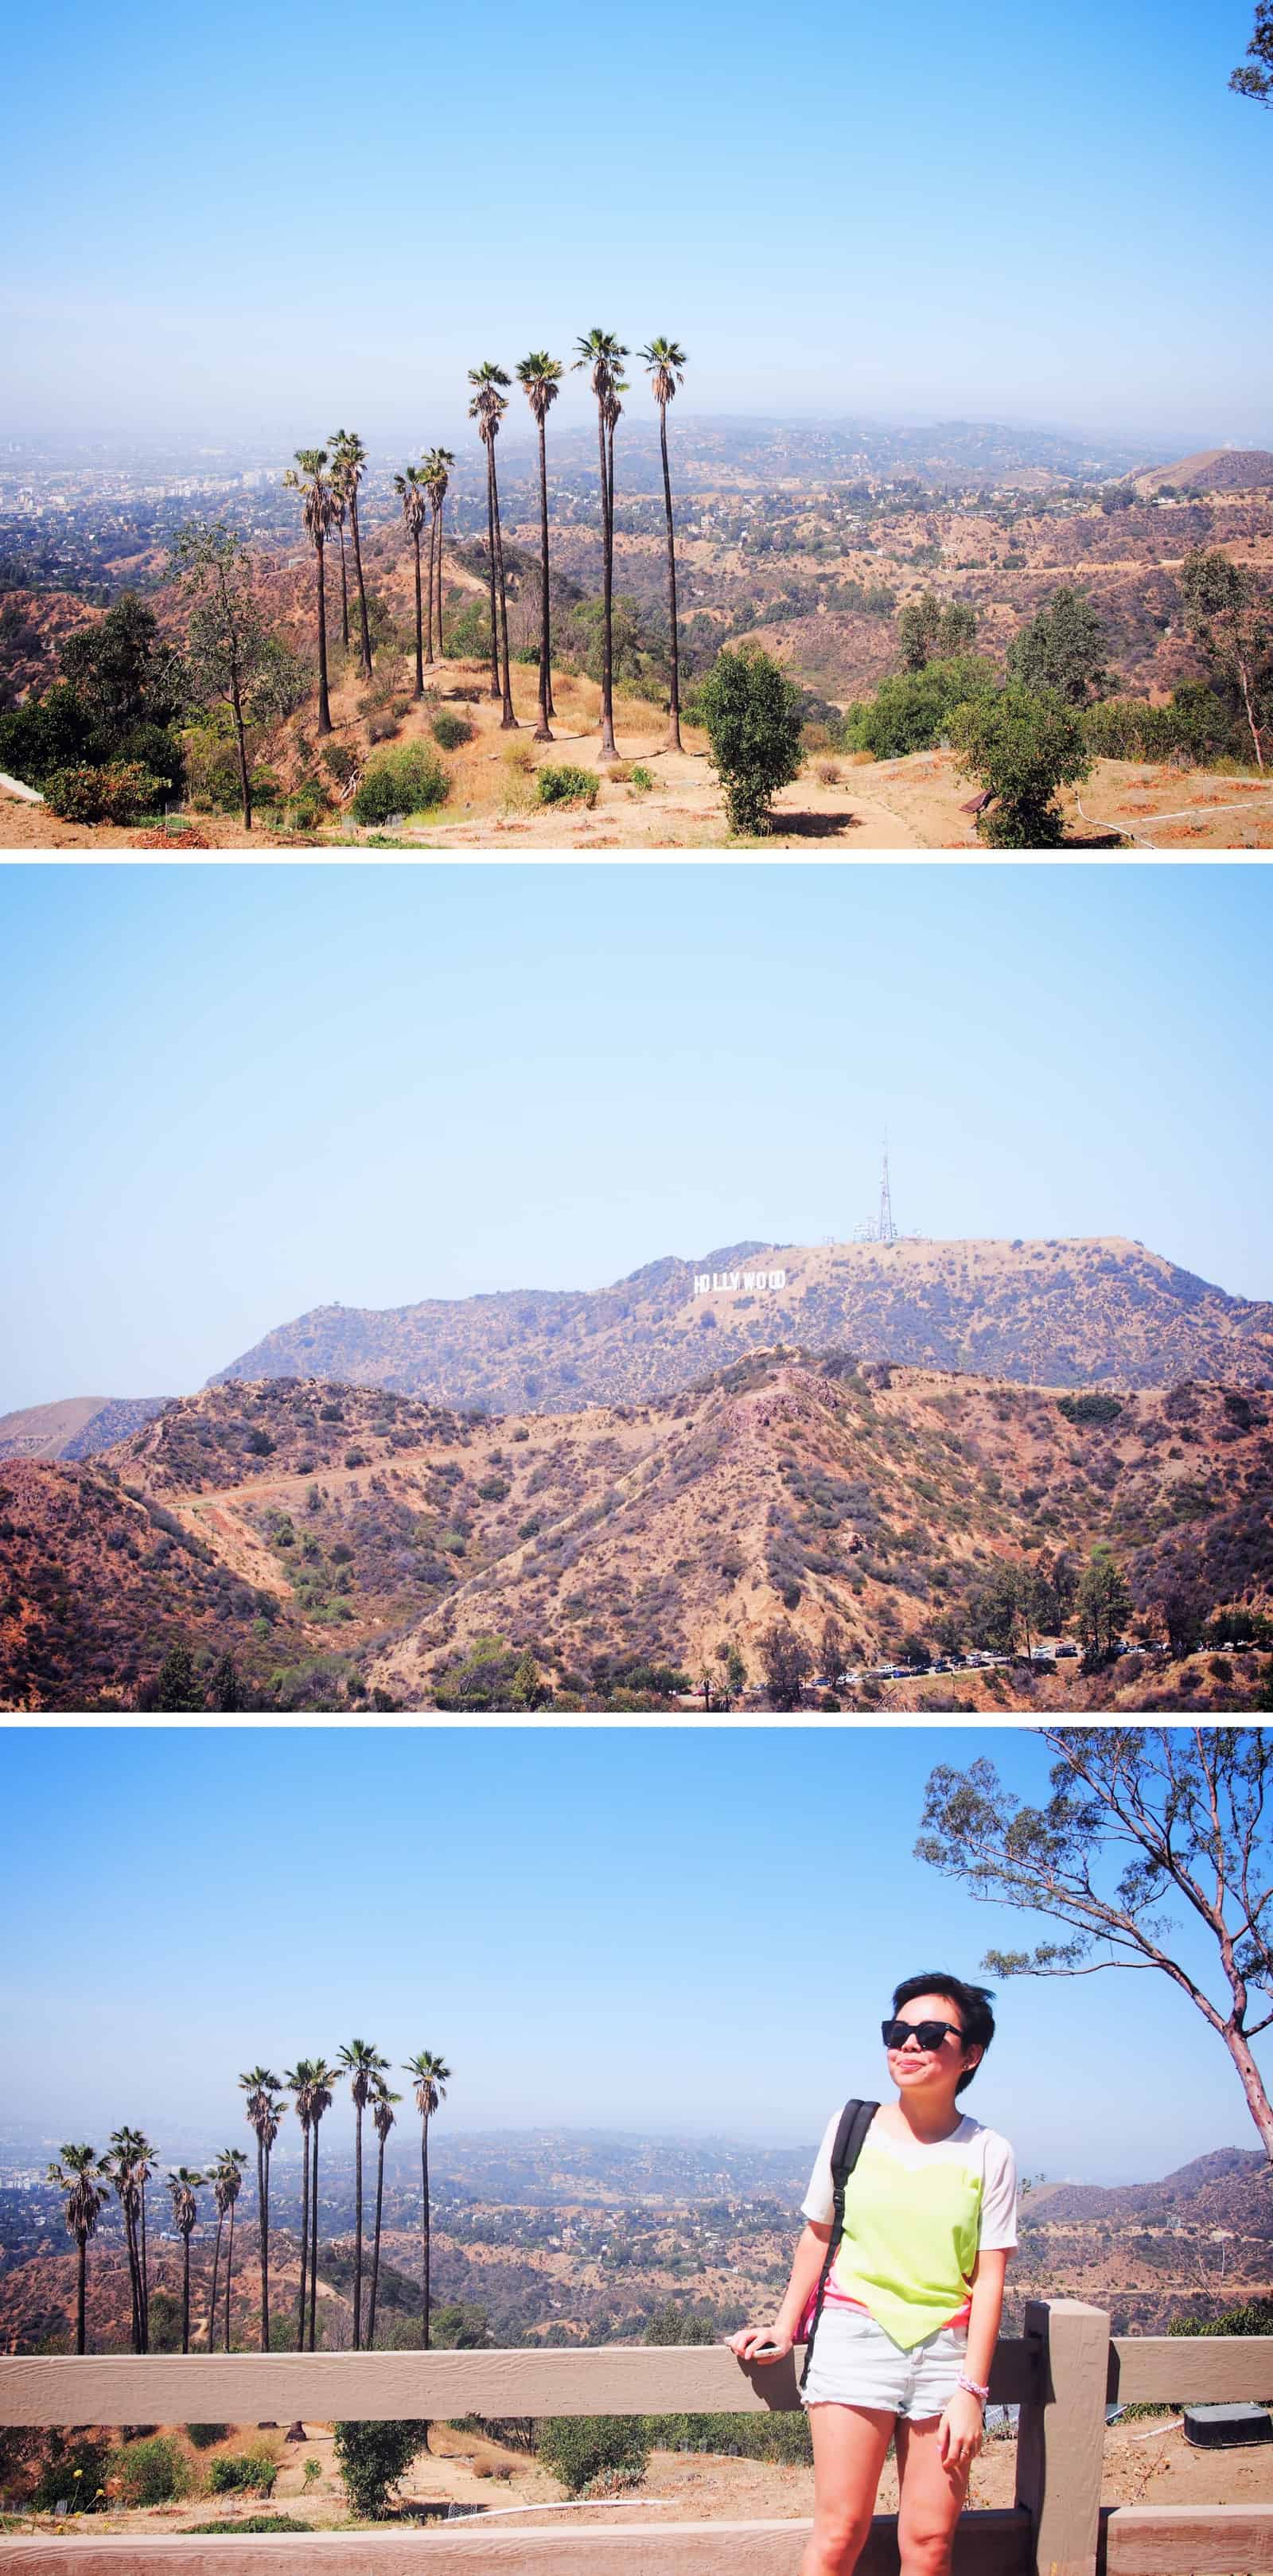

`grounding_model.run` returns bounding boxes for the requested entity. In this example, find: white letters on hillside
[692,1269,788,1296]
